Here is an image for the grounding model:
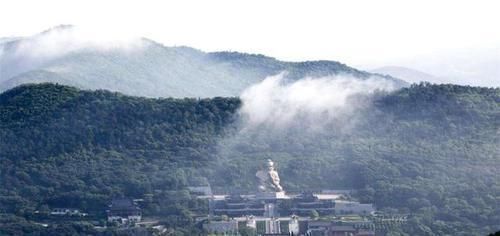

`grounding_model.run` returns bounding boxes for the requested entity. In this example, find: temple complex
[201,159,375,235]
